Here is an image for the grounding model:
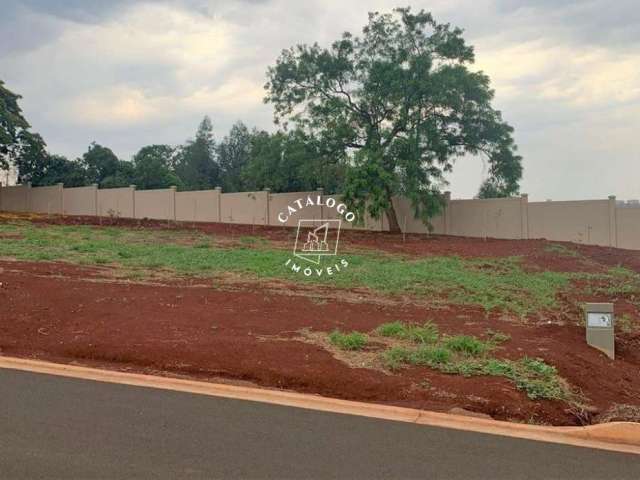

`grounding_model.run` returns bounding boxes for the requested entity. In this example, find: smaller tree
[81,142,121,185]
[132,144,181,189]
[217,121,251,192]
[174,116,219,190]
